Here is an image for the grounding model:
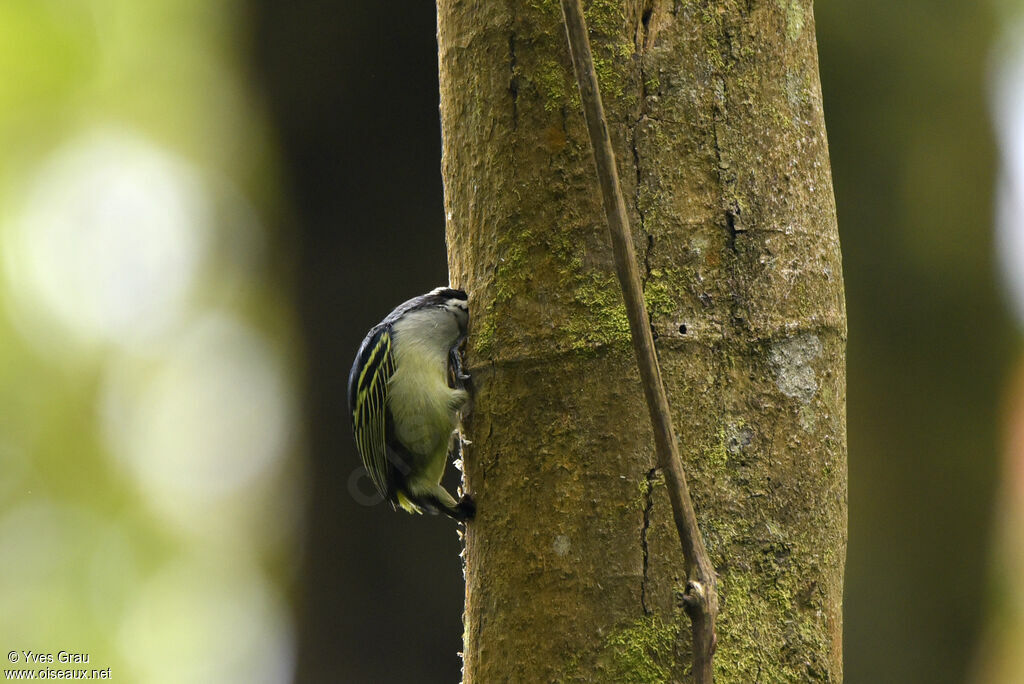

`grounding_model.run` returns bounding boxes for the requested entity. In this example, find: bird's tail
[395,491,424,514]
